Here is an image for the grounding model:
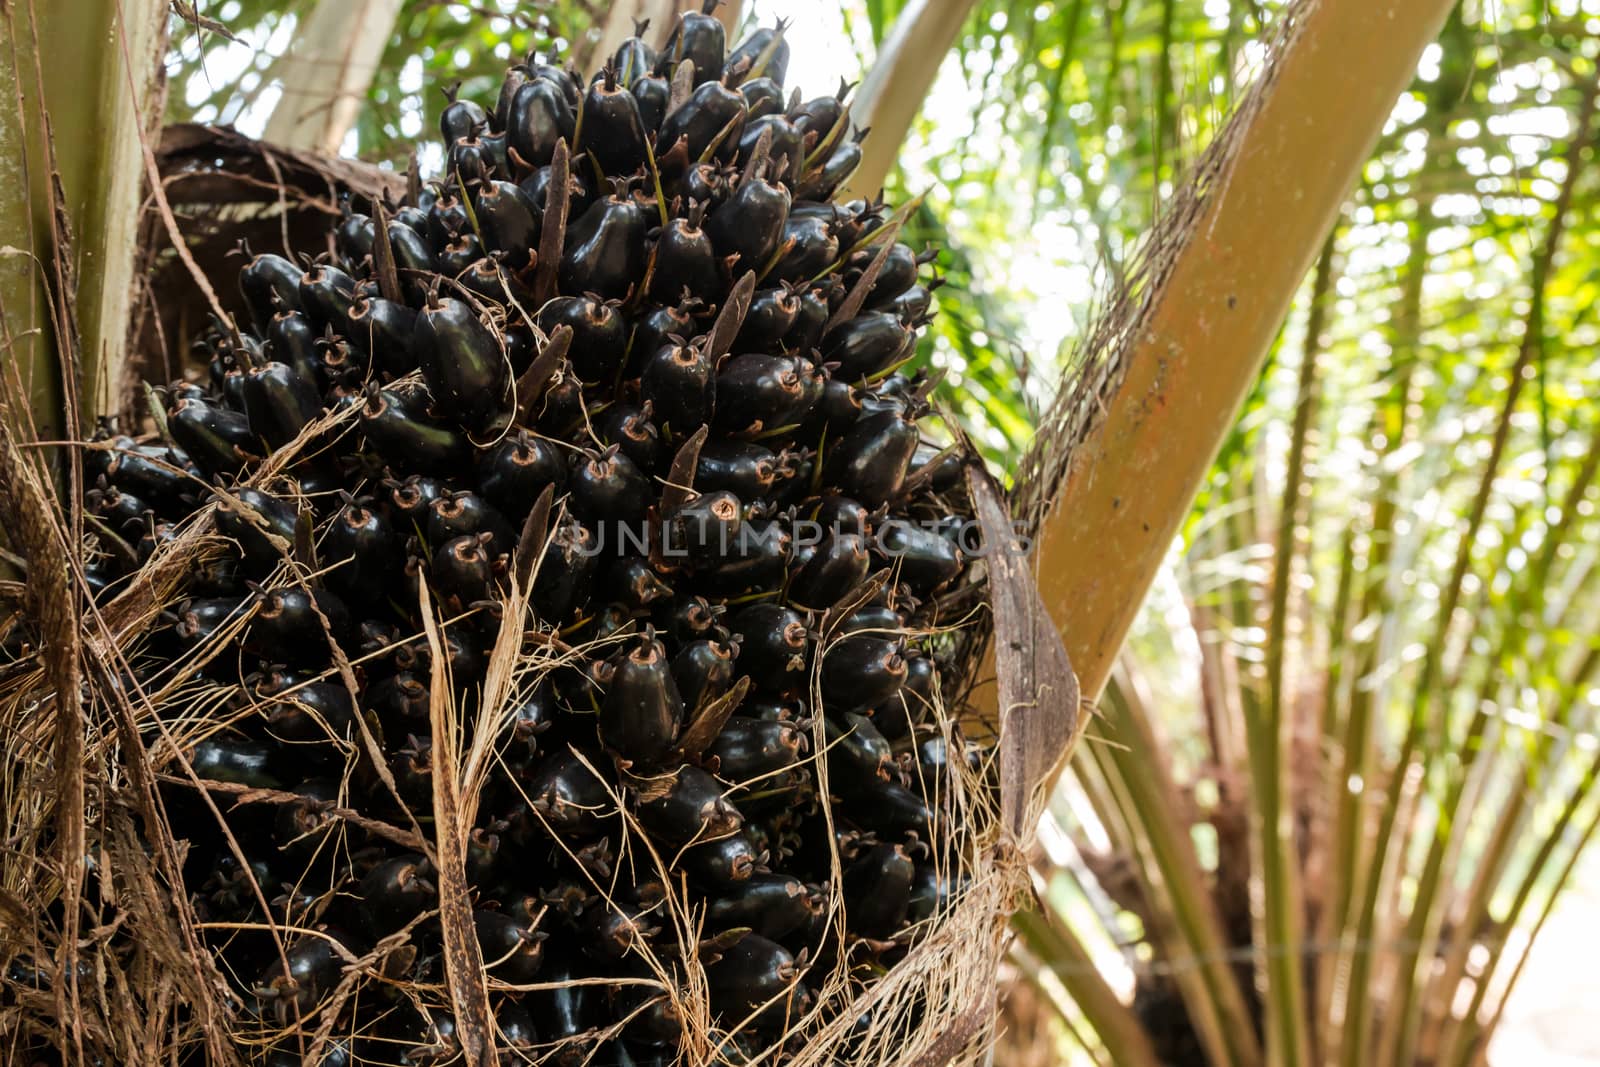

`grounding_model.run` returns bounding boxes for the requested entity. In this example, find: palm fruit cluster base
[50,5,994,1064]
